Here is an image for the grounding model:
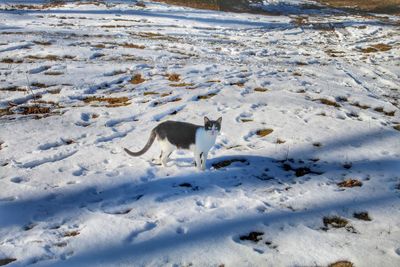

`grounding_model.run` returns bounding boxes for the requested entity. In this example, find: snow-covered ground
[0,0,400,266]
